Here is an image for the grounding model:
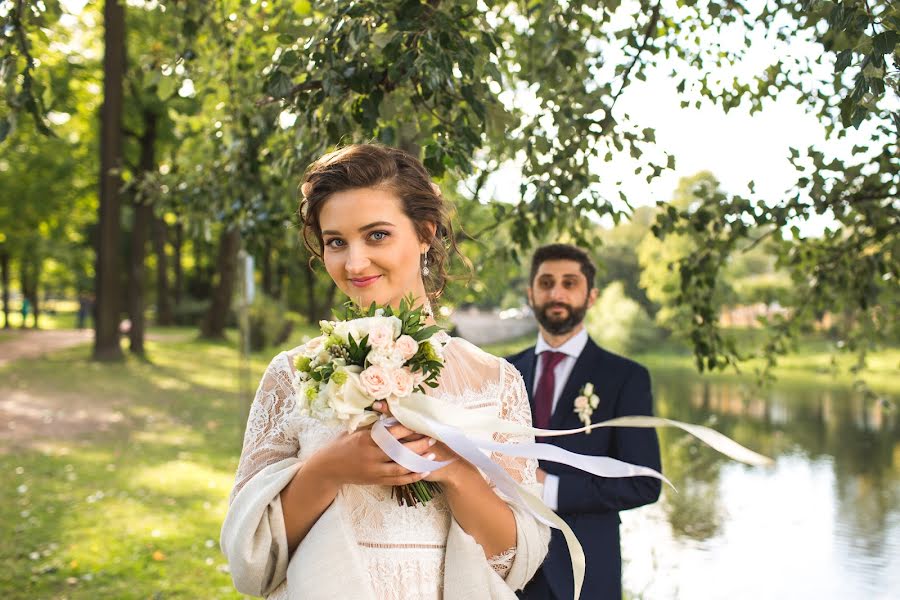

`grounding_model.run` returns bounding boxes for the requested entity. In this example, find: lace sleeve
[229,352,301,503]
[492,360,539,488]
[485,360,541,577]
